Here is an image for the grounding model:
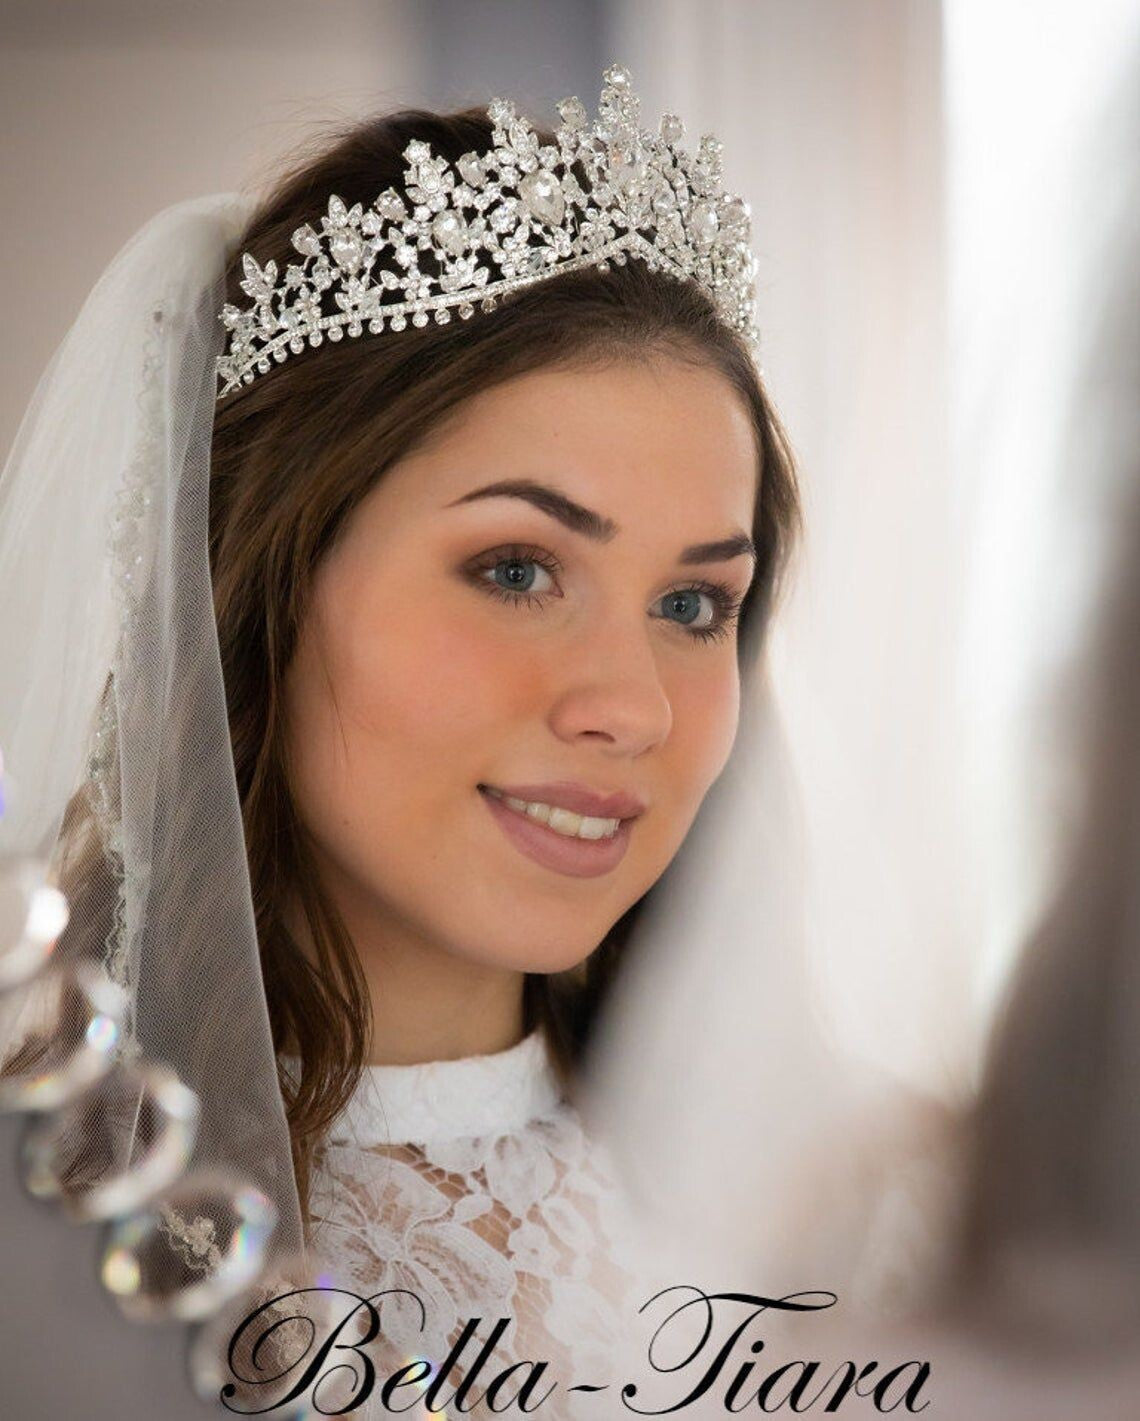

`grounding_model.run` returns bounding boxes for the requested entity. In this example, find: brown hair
[208,106,800,1232]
